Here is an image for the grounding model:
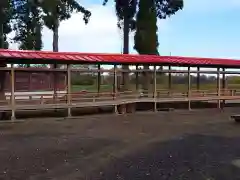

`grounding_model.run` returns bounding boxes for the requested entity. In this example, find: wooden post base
[117,104,126,114]
[117,103,136,114]
[126,103,136,113]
